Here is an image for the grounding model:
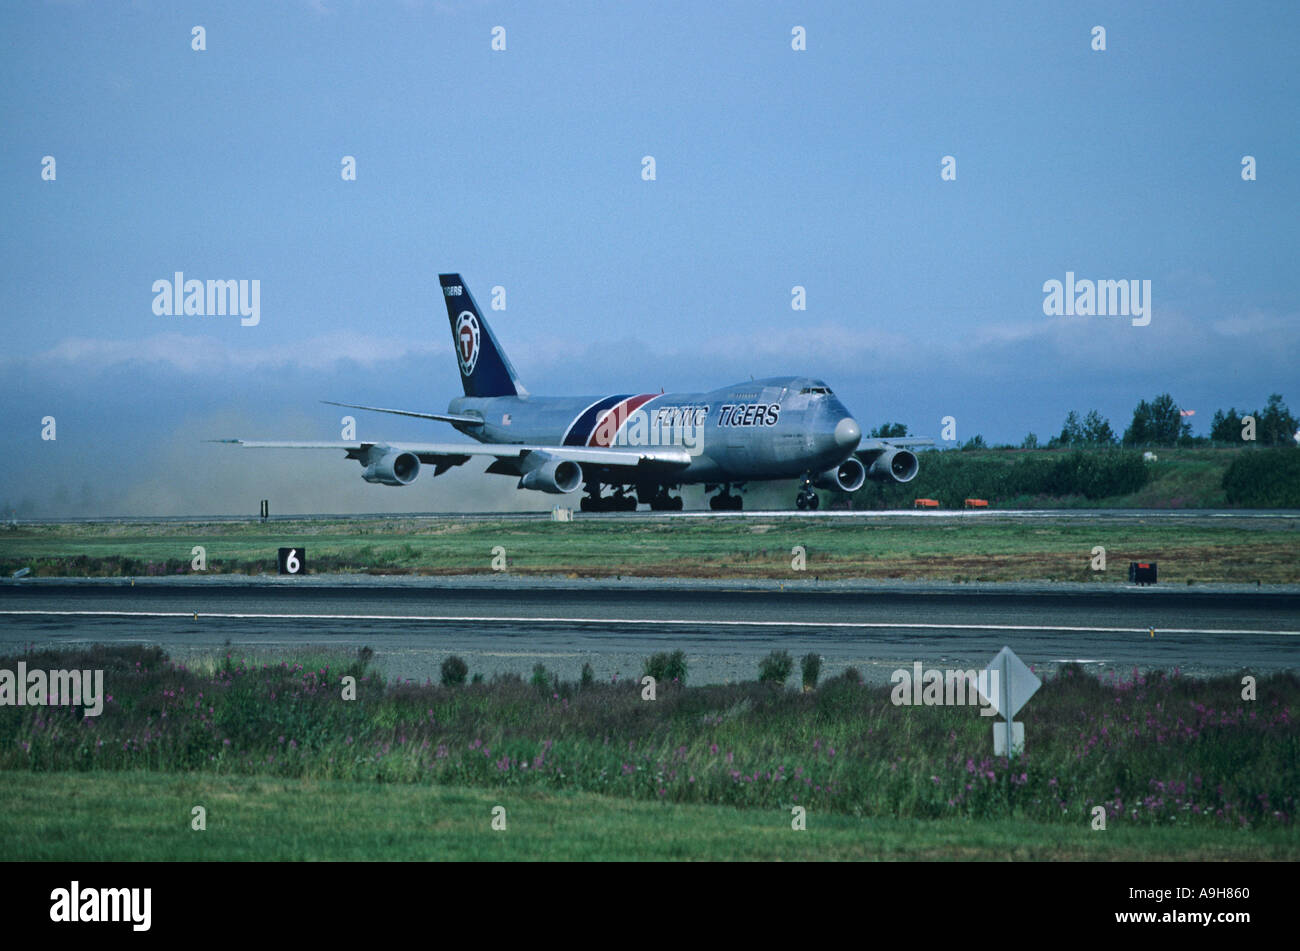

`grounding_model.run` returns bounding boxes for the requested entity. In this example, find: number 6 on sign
[278,548,306,575]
